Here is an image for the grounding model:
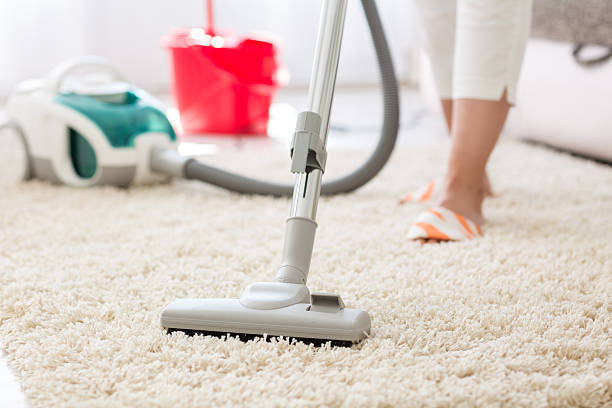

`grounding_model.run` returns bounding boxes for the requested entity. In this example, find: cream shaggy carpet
[0,141,611,407]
